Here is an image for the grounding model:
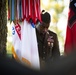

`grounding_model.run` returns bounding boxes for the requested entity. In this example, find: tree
[0,0,7,56]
